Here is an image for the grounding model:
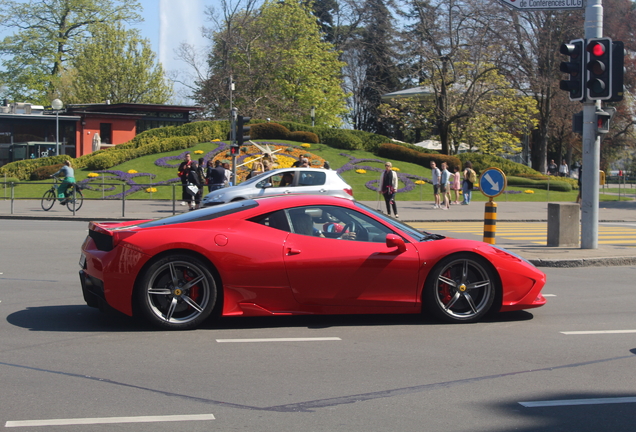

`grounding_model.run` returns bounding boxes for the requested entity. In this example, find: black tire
[66,187,84,212]
[423,253,496,323]
[135,254,217,330]
[41,190,56,211]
